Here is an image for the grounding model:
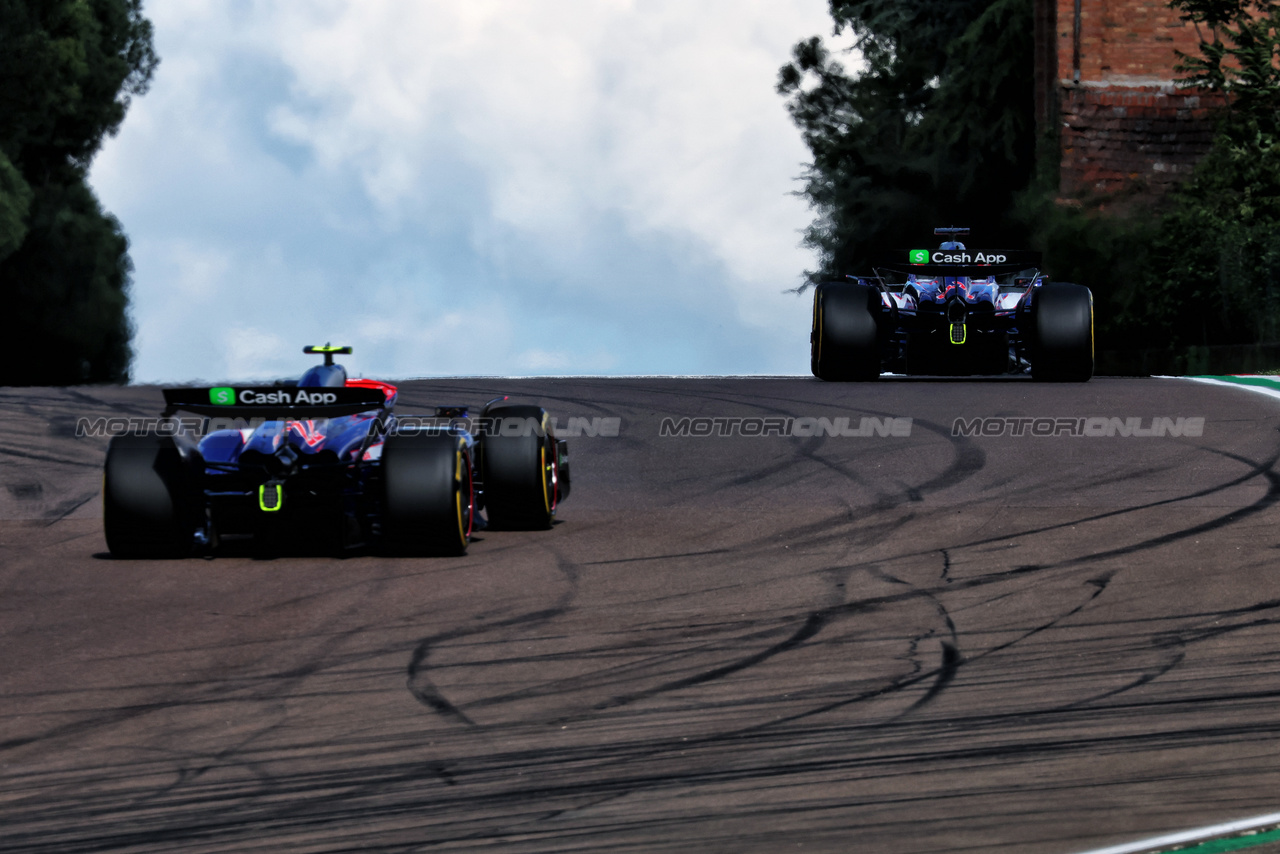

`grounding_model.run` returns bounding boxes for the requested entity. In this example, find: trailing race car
[103,345,569,558]
[810,228,1093,381]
